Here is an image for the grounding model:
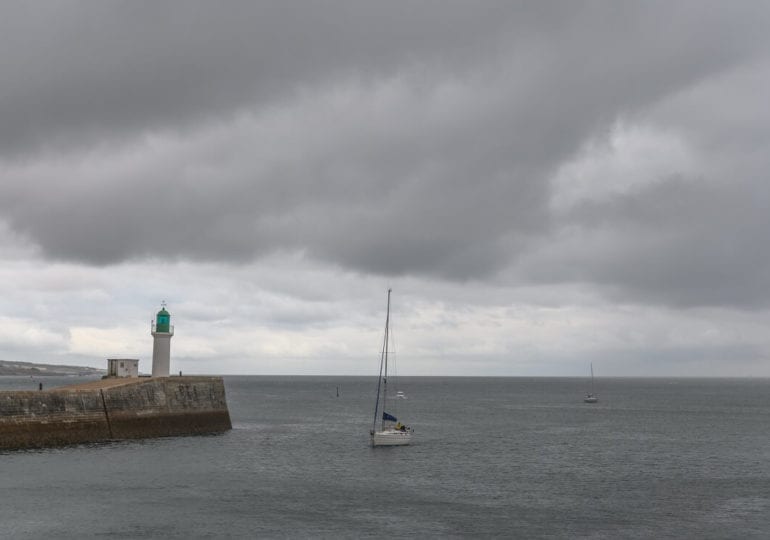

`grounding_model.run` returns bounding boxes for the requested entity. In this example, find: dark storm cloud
[1,2,770,307]
[0,0,527,156]
[533,178,770,308]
